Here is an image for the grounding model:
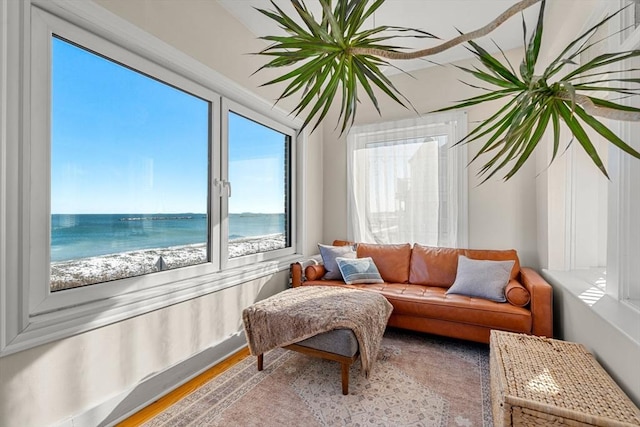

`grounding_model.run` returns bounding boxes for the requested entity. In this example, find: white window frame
[607,0,640,310]
[30,8,223,314]
[346,111,468,247]
[221,99,297,269]
[0,0,304,357]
